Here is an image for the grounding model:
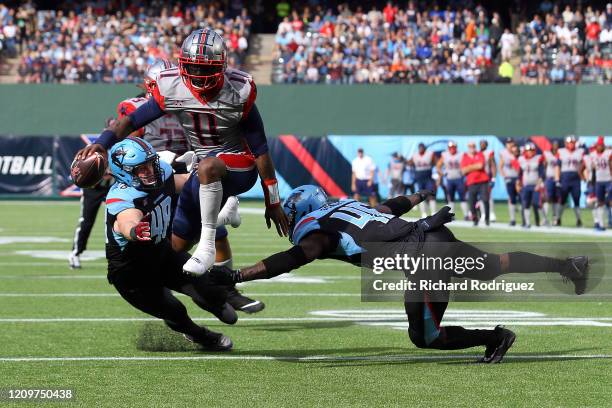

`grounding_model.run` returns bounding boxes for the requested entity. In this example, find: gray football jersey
[153,67,256,156]
[117,97,188,155]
